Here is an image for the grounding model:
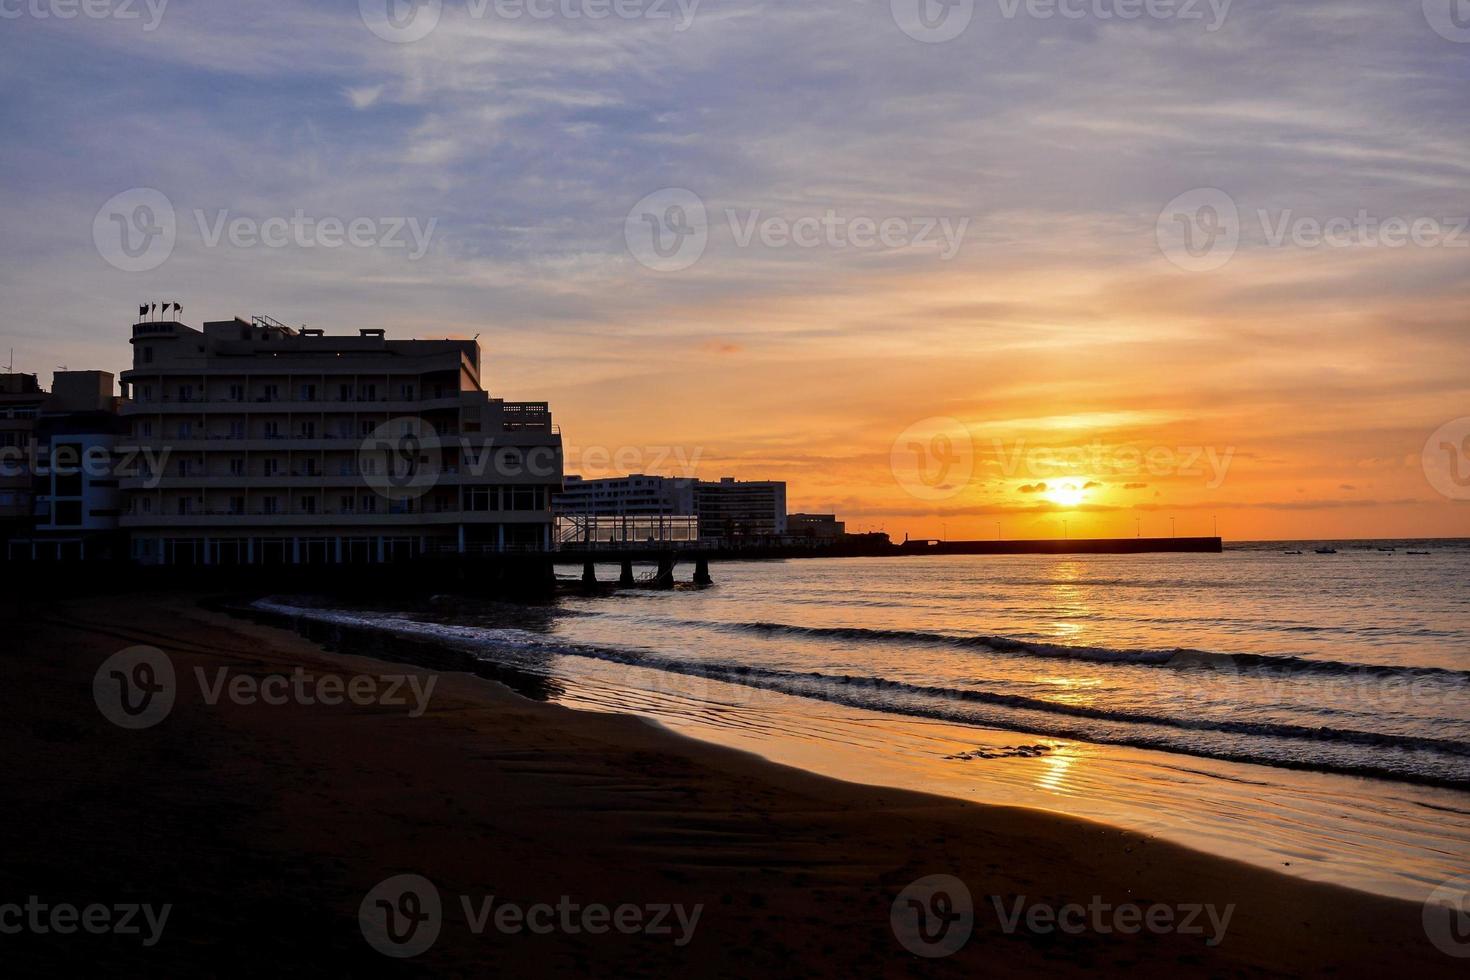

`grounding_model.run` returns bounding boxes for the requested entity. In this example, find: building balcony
[120,395,466,415]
